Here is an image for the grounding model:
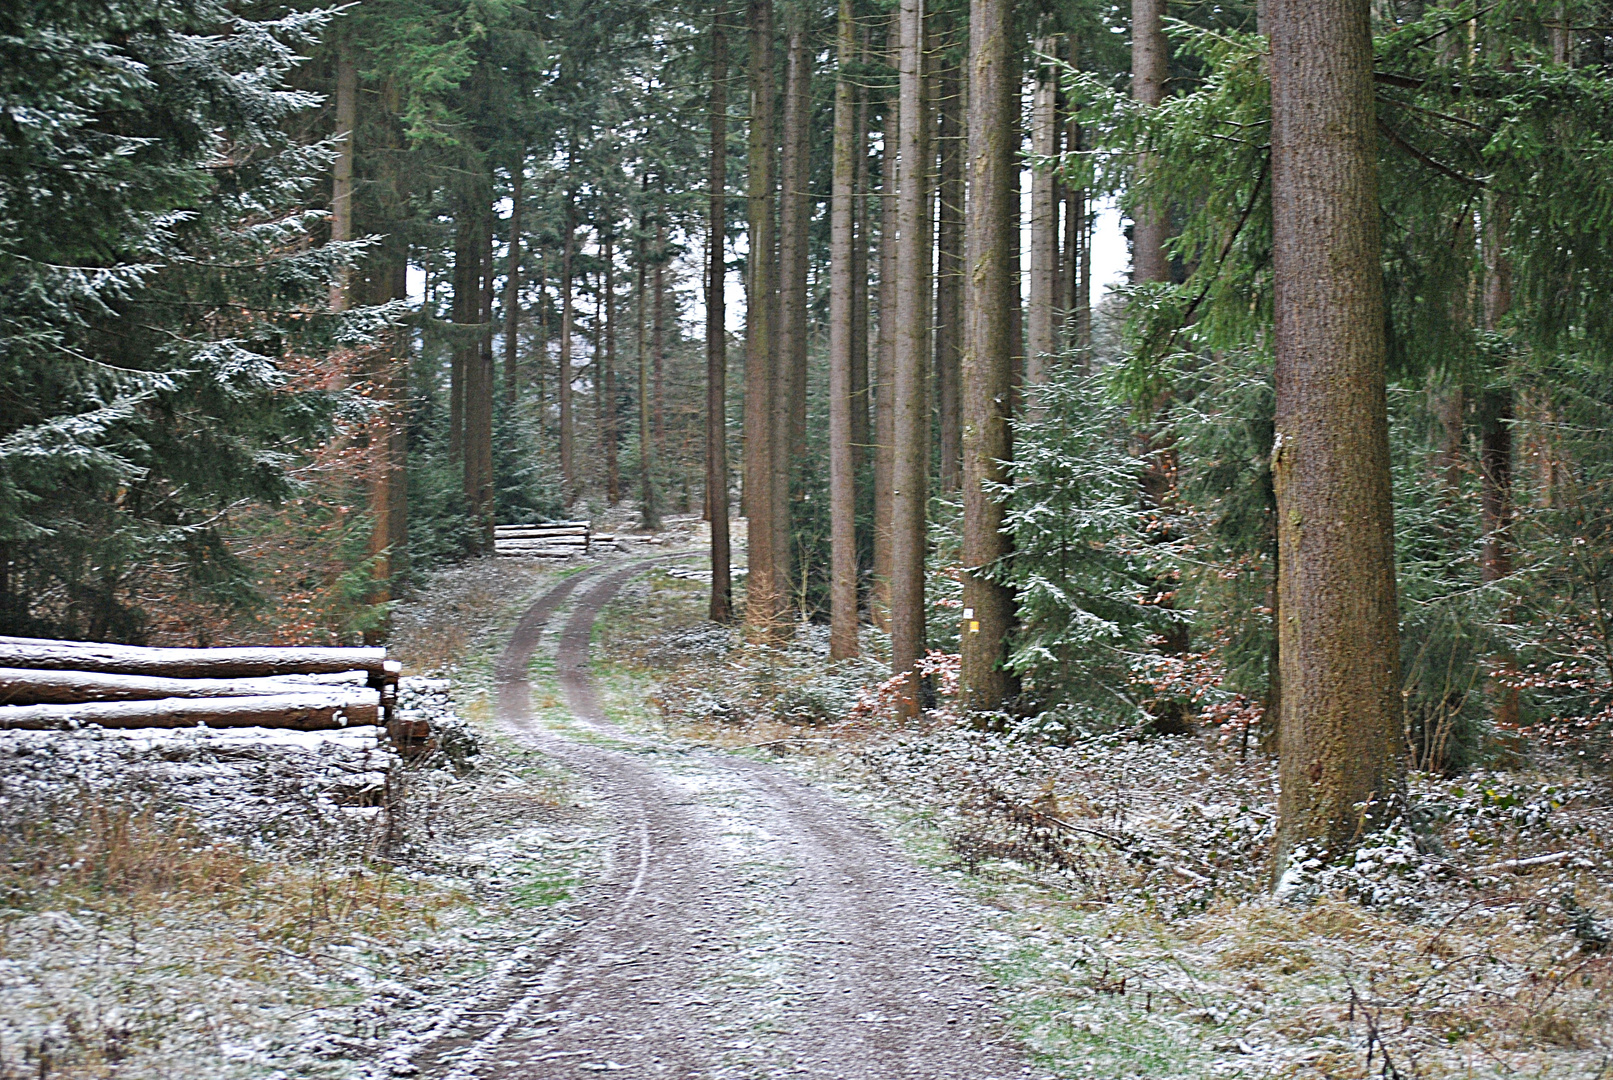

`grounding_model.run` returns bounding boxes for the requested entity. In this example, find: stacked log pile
[493,520,607,558]
[0,636,404,739]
